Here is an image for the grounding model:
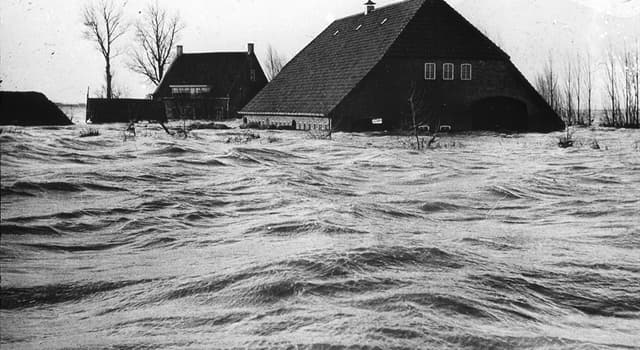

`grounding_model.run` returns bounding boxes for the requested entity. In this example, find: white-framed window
[461,64,472,80]
[424,63,436,80]
[170,85,211,96]
[443,63,454,80]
